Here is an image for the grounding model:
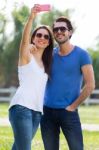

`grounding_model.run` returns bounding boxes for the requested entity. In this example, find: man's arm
[66,64,95,111]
